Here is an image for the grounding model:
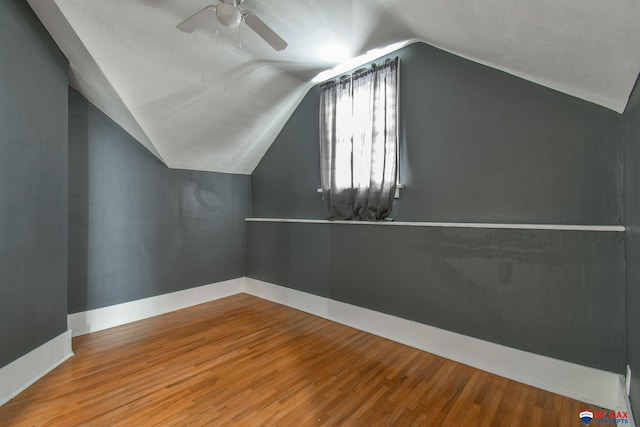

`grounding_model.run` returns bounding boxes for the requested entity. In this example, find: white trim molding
[244,278,627,413]
[245,217,624,232]
[68,278,244,337]
[619,376,637,426]
[0,330,73,407]
[63,277,630,418]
